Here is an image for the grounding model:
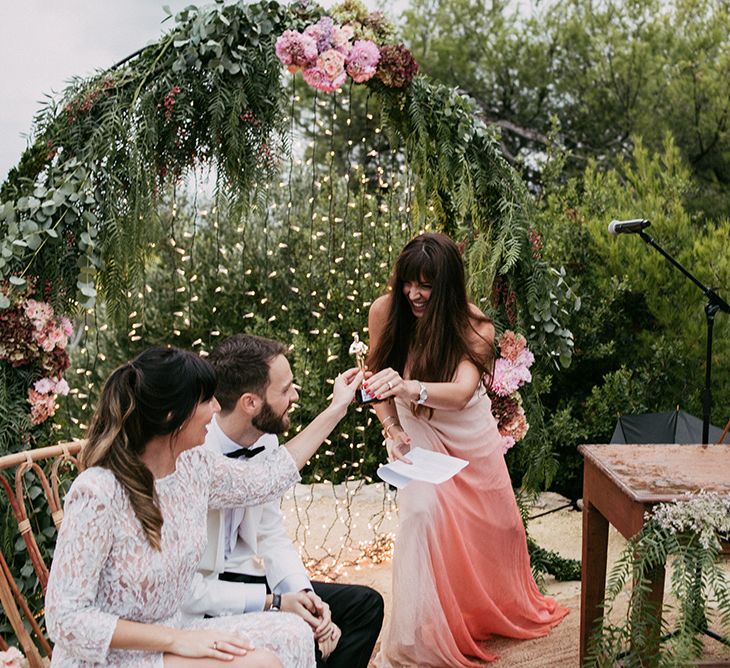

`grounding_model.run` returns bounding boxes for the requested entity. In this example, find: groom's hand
[302,590,334,640]
[280,591,321,630]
